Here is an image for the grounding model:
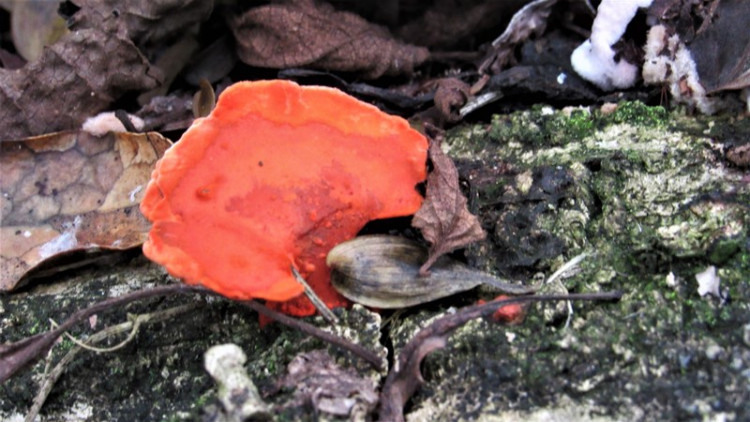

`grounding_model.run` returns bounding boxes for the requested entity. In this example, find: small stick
[291,266,339,324]
[239,300,383,371]
[114,109,138,132]
[545,252,588,329]
[0,283,201,383]
[26,303,201,422]
[1,283,381,384]
[378,291,623,422]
